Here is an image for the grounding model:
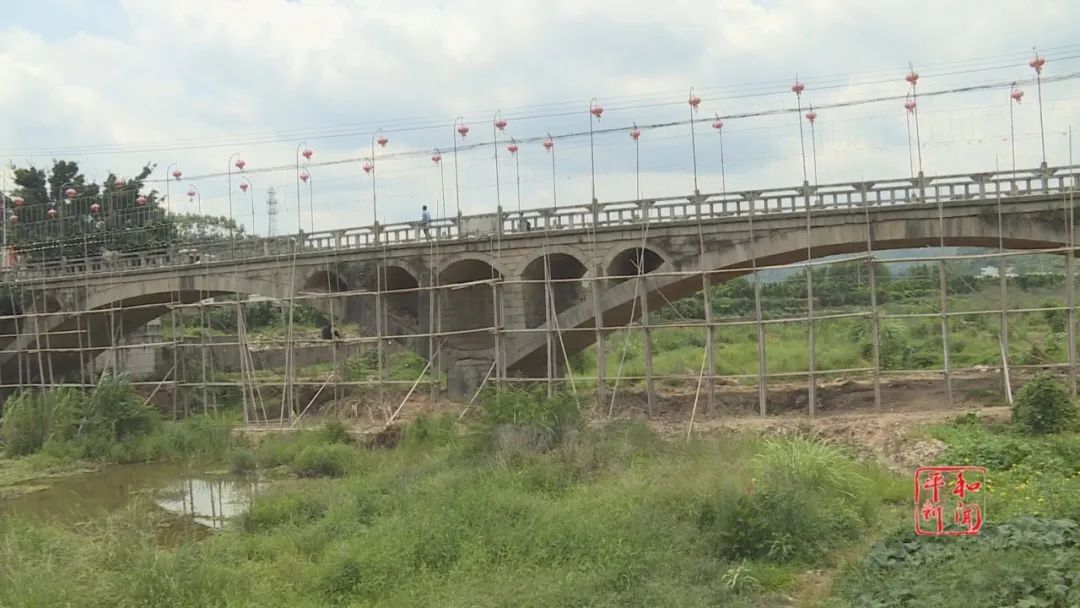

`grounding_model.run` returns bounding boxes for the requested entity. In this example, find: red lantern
[300,170,310,183]
[90,203,101,214]
[136,195,147,207]
[12,196,23,207]
[431,152,442,164]
[630,128,641,141]
[791,80,805,95]
[494,118,508,130]
[362,161,373,174]
[172,169,183,180]
[65,188,76,199]
[47,208,58,219]
[115,179,125,189]
[302,148,313,160]
[543,137,554,151]
[9,214,17,225]
[712,120,723,130]
[590,104,603,119]
[689,95,702,111]
[1030,55,1046,74]
[235,159,246,170]
[1011,89,1024,103]
[904,99,916,112]
[906,70,919,86]
[377,135,388,147]
[239,182,249,193]
[457,124,470,139]
[187,189,196,199]
[805,110,817,123]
